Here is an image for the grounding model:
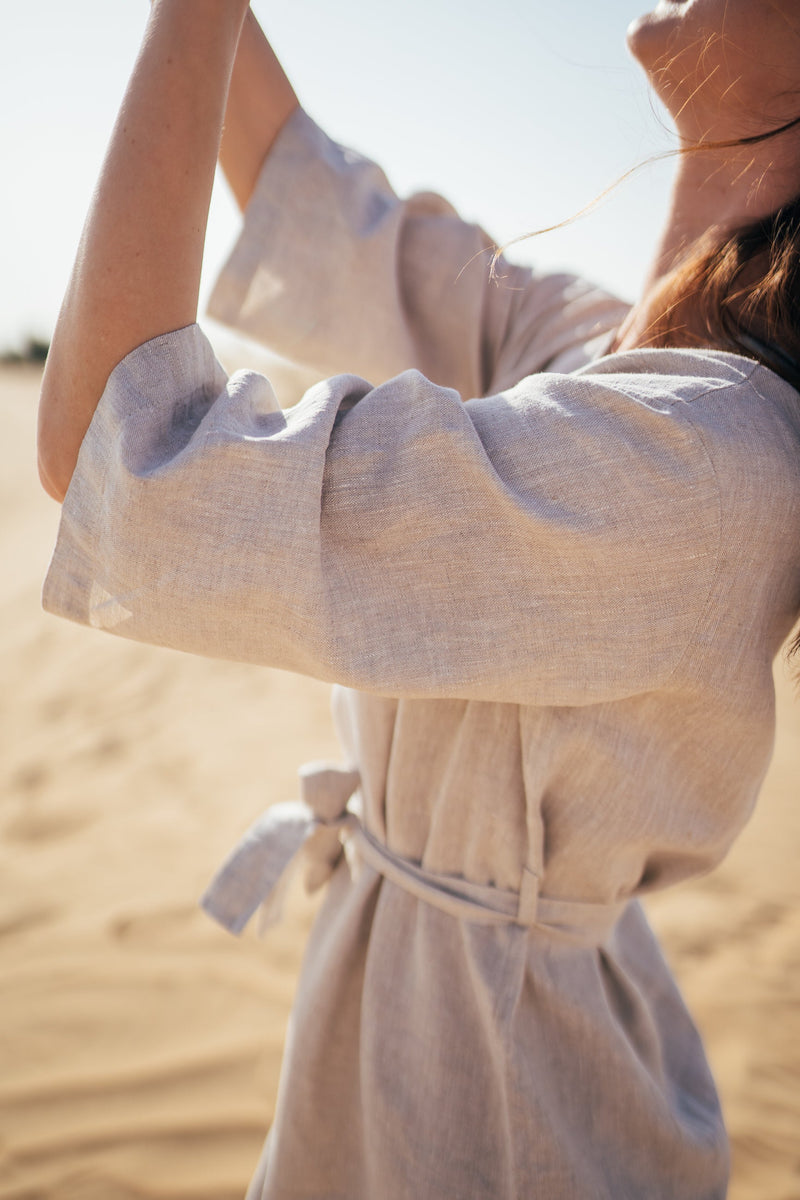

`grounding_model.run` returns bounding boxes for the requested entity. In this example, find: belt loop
[517,867,540,925]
